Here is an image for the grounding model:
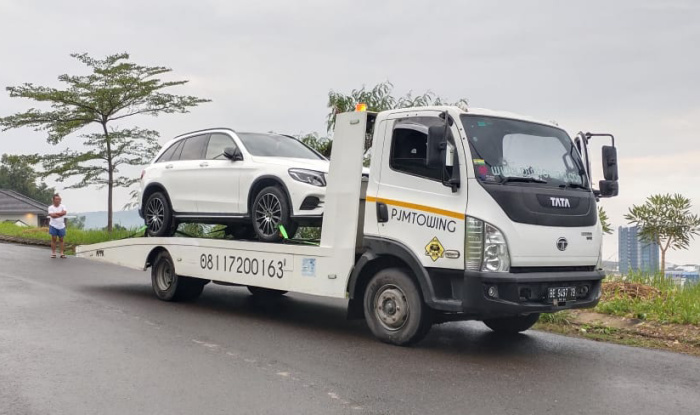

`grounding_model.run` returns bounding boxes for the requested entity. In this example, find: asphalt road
[1,243,699,415]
